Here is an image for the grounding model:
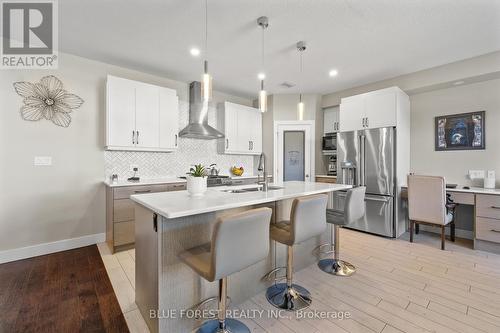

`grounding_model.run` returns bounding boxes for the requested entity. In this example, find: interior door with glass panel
[275,122,313,183]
